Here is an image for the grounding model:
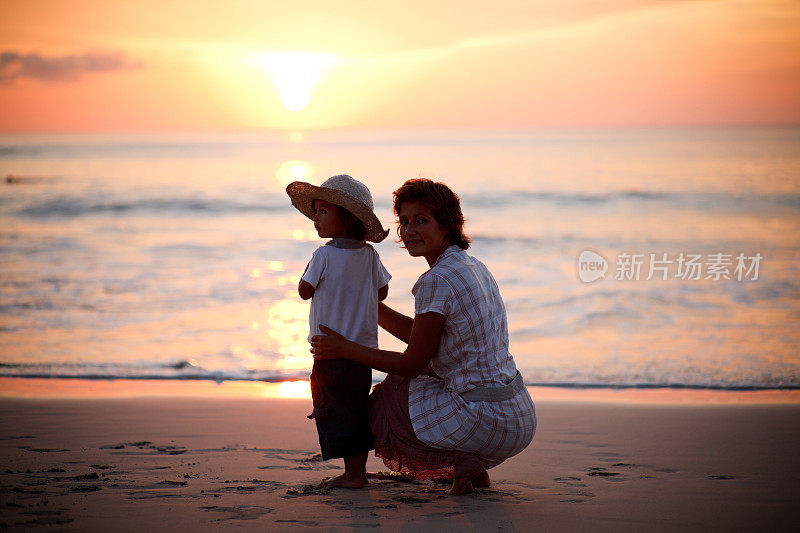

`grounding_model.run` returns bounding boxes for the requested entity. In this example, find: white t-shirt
[302,240,391,348]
